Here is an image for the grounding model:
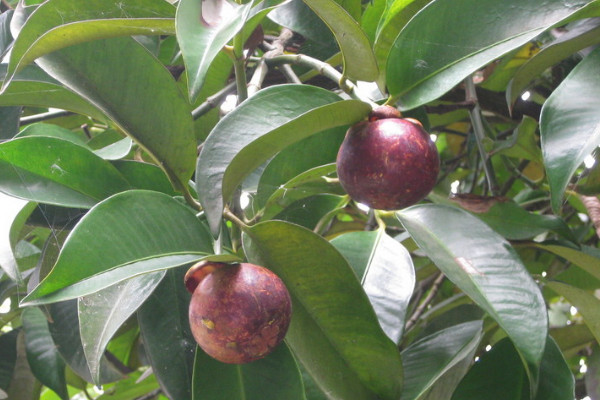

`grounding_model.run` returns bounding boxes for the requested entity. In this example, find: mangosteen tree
[0,0,599,399]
